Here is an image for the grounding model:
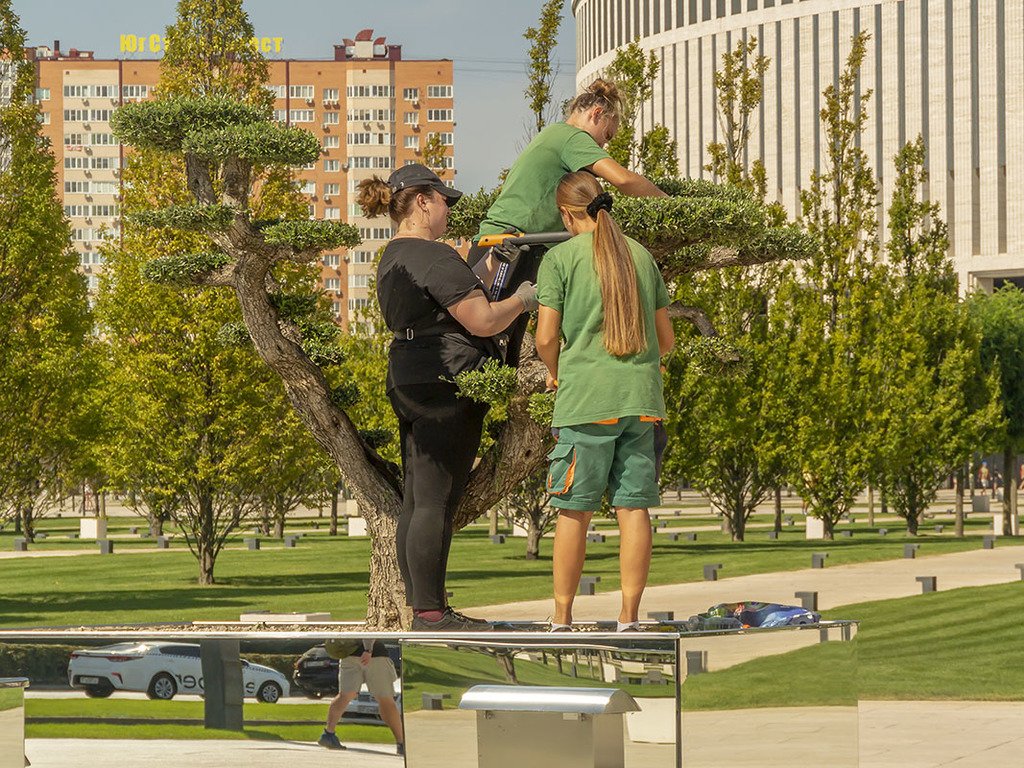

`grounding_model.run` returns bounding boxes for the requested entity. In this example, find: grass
[0,522,1006,628]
